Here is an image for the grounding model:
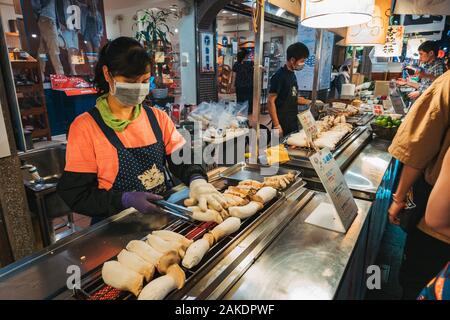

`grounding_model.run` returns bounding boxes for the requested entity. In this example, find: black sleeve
[269,72,281,94]
[57,171,125,217]
[232,62,239,72]
[167,155,207,186]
